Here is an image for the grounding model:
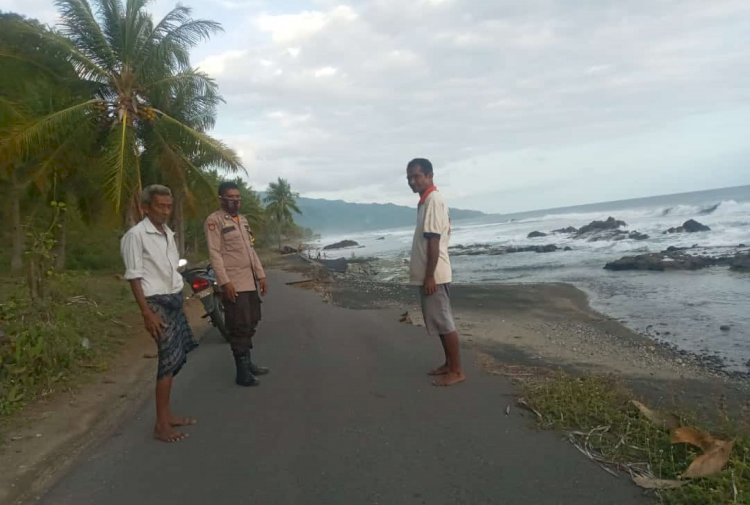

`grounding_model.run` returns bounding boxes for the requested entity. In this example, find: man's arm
[204,215,236,301]
[423,234,440,295]
[421,195,447,296]
[127,278,165,340]
[249,248,267,295]
[120,231,164,340]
